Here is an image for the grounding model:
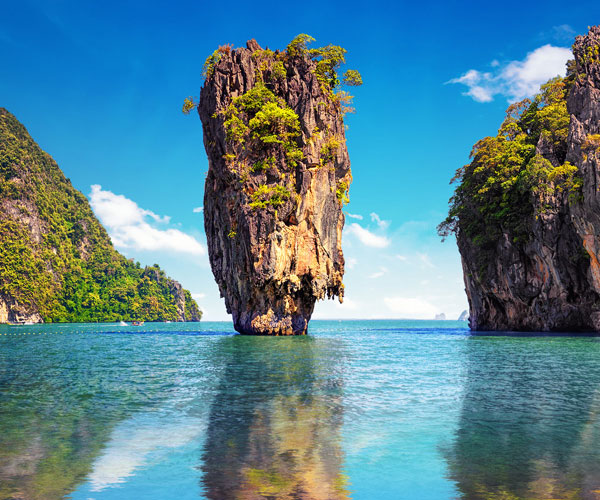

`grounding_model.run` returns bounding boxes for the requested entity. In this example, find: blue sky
[1,1,597,320]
